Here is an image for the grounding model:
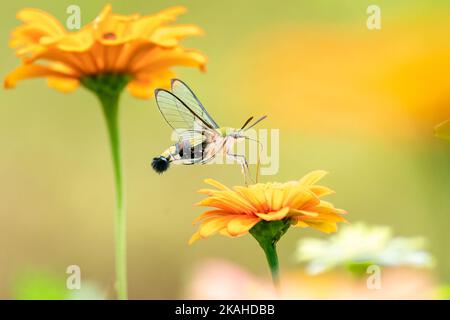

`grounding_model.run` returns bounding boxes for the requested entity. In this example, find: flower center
[103,32,117,40]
